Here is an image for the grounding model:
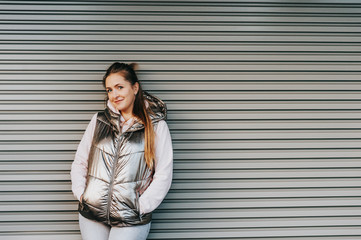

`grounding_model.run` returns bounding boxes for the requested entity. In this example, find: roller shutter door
[1,0,361,239]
